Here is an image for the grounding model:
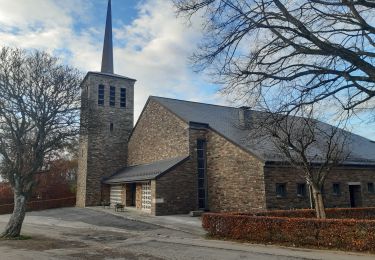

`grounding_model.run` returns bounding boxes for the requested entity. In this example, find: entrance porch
[109,181,153,213]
